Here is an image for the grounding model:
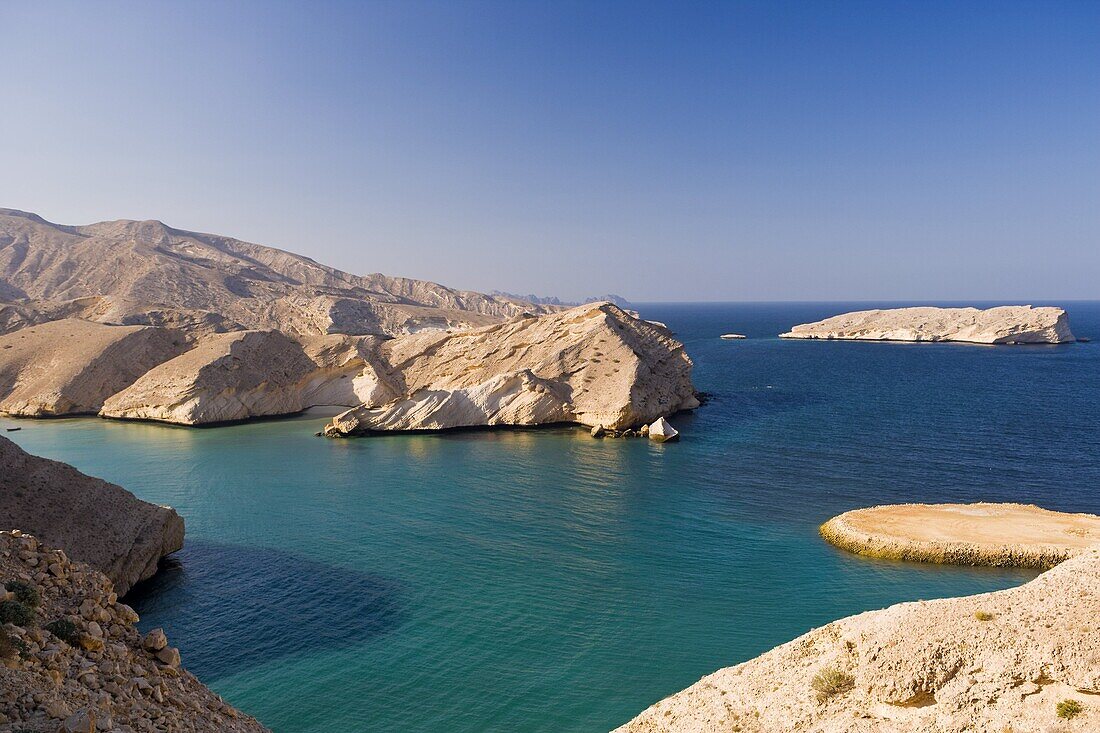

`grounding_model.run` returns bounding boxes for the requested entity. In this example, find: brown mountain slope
[0,208,551,337]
